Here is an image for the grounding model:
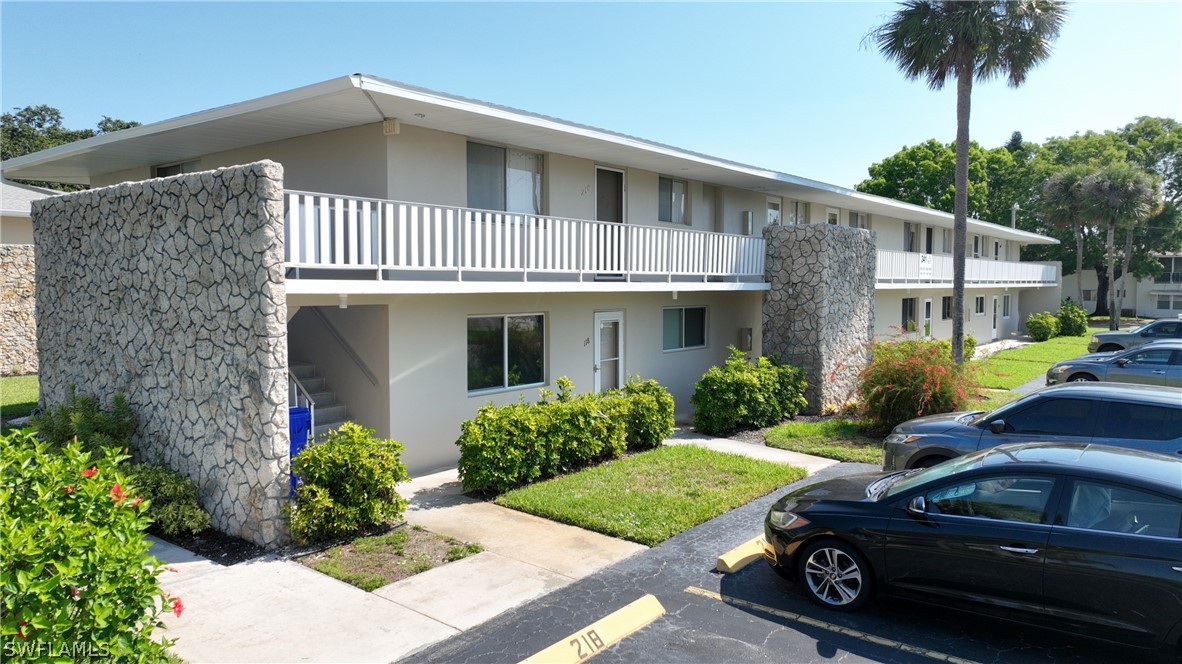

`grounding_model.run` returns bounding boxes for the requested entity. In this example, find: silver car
[1047,341,1182,387]
[1087,318,1182,352]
